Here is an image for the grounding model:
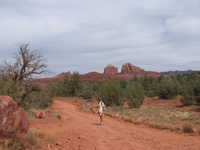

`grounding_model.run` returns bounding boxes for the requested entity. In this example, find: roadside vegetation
[56,71,200,107]
[0,43,55,109]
